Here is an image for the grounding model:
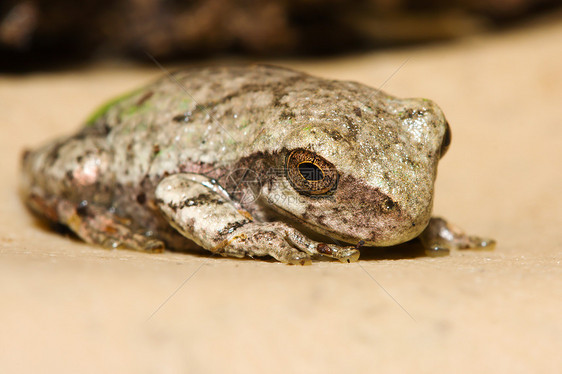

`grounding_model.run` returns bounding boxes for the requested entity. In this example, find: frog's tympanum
[21,65,494,264]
